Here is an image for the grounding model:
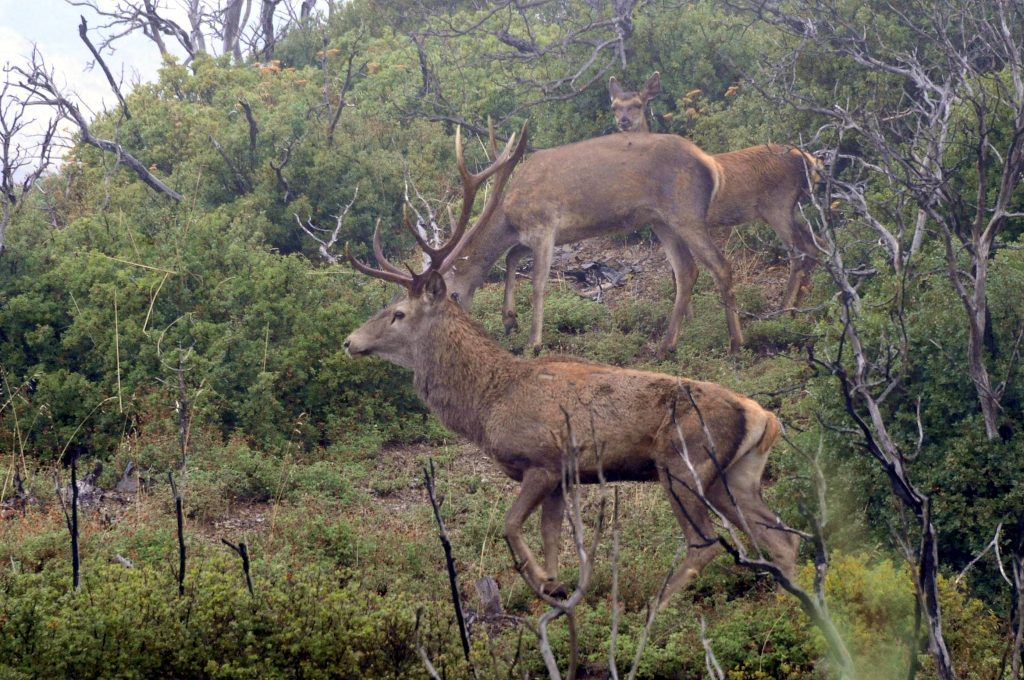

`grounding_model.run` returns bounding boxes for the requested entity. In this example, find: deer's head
[608,72,660,133]
[344,123,528,367]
